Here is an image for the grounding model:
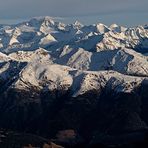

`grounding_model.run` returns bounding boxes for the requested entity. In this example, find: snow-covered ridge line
[0,16,147,97]
[0,16,147,54]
